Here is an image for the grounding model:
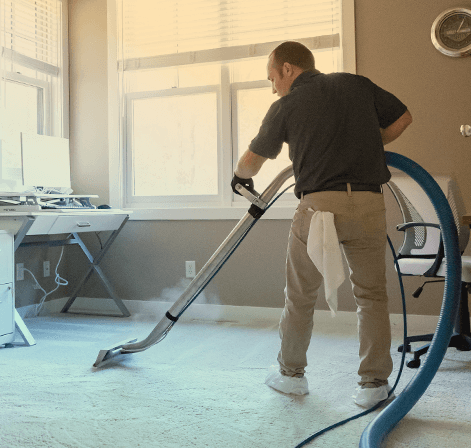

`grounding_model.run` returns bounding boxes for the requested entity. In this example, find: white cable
[24,244,68,318]
[23,269,47,318]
